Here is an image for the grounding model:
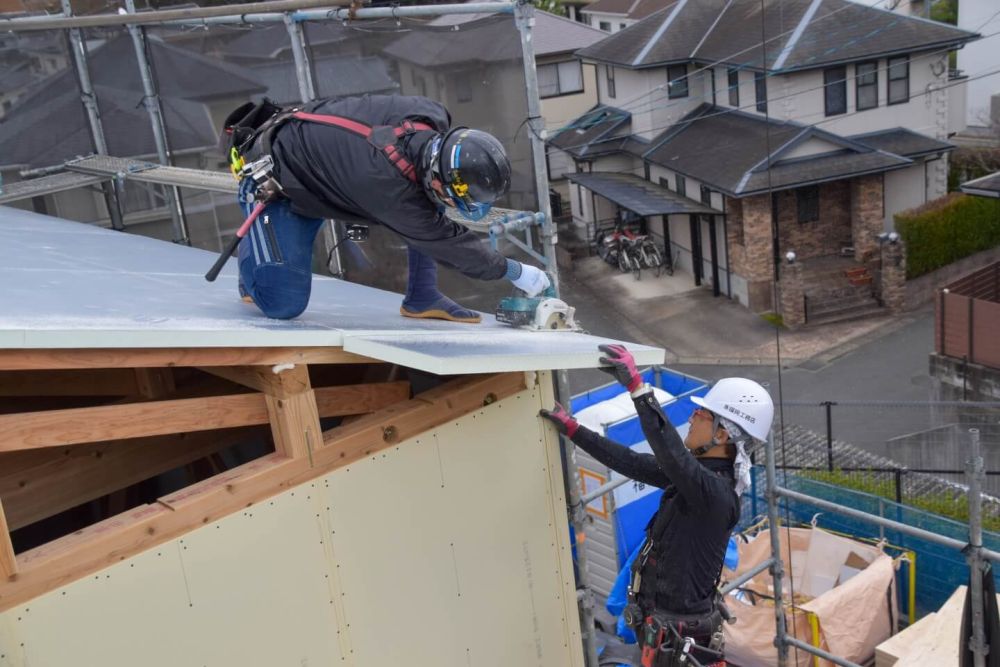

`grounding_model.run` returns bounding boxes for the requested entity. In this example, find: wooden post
[264,365,321,464]
[0,498,17,579]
